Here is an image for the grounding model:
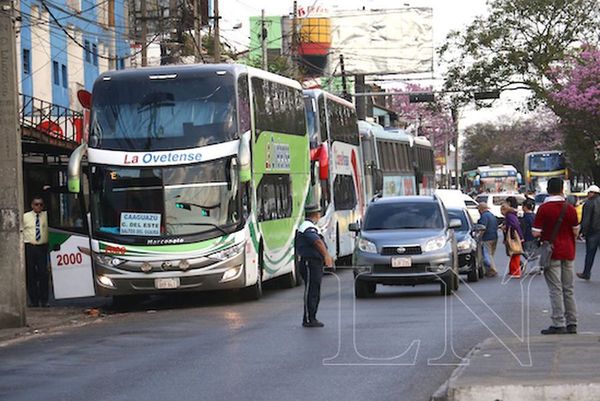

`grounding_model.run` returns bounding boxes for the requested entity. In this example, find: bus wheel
[281,256,300,288]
